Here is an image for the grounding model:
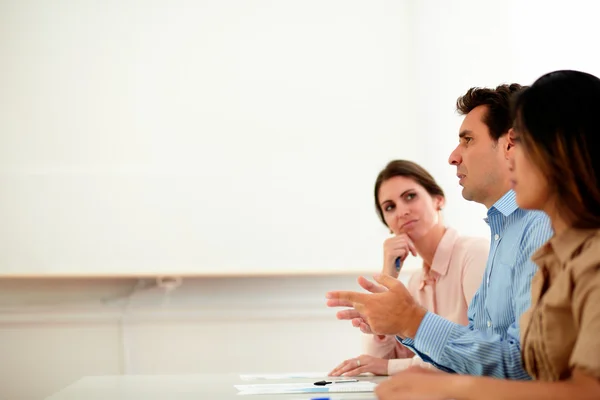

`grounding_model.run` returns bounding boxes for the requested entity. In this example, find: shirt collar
[429,227,459,276]
[483,190,519,224]
[532,228,599,265]
[490,190,518,217]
